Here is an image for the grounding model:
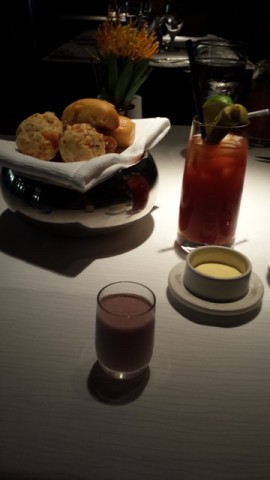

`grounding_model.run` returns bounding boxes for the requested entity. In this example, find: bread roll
[108,115,136,150]
[61,98,119,130]
[16,112,63,161]
[102,135,118,153]
[59,123,105,162]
